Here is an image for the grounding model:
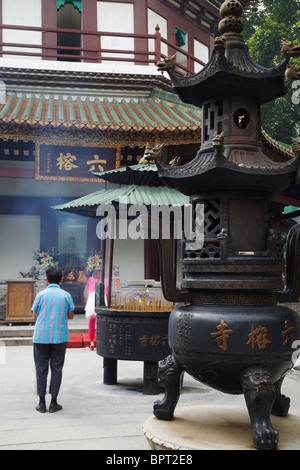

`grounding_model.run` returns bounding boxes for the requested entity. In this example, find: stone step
[1,337,33,347]
[1,331,90,347]
[0,326,88,338]
[0,315,89,346]
[0,327,35,338]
